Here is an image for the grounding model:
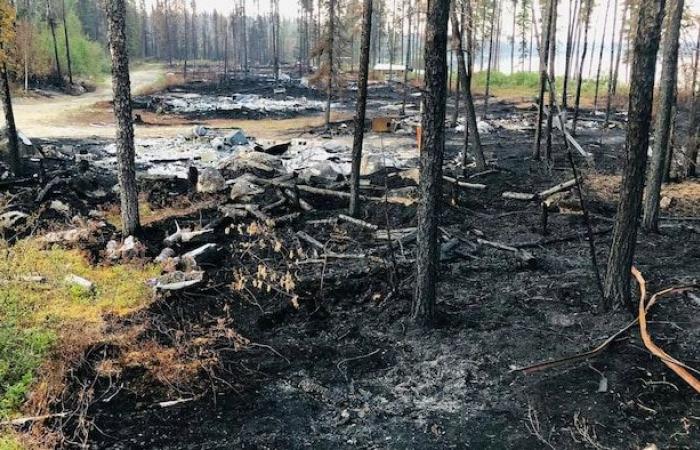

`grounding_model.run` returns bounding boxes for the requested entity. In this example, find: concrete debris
[196,168,226,193]
[155,93,325,116]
